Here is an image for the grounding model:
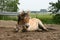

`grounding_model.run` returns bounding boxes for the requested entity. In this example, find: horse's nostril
[26,25,29,28]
